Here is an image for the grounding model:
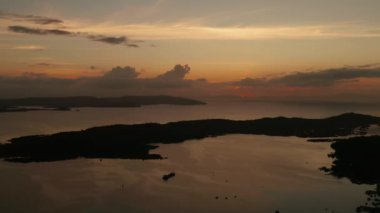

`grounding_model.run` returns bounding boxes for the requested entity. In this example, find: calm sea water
[0,100,379,212]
